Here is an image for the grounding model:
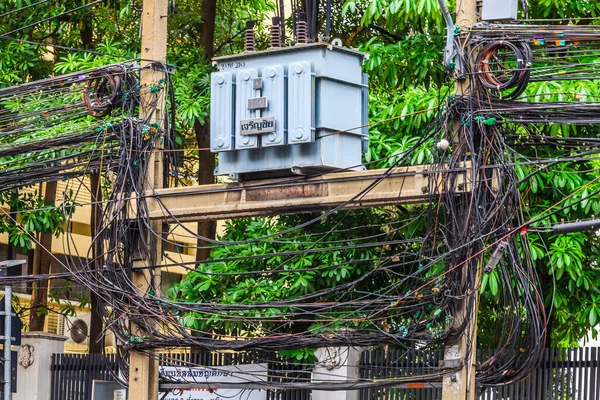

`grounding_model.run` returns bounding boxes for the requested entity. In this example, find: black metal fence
[50,353,119,400]
[358,347,600,400]
[50,351,311,400]
[50,347,600,400]
[479,347,600,400]
[359,348,444,400]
